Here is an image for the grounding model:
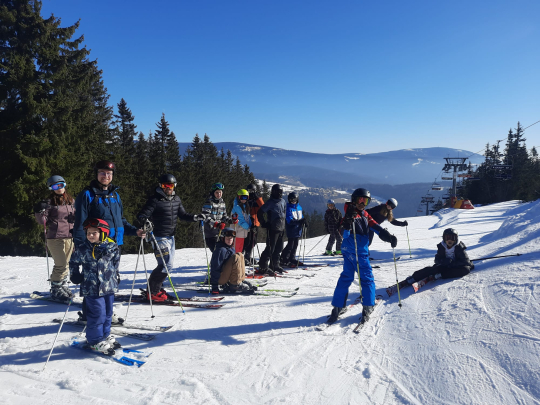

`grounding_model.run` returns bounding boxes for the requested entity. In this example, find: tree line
[0,0,330,256]
[462,122,540,205]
